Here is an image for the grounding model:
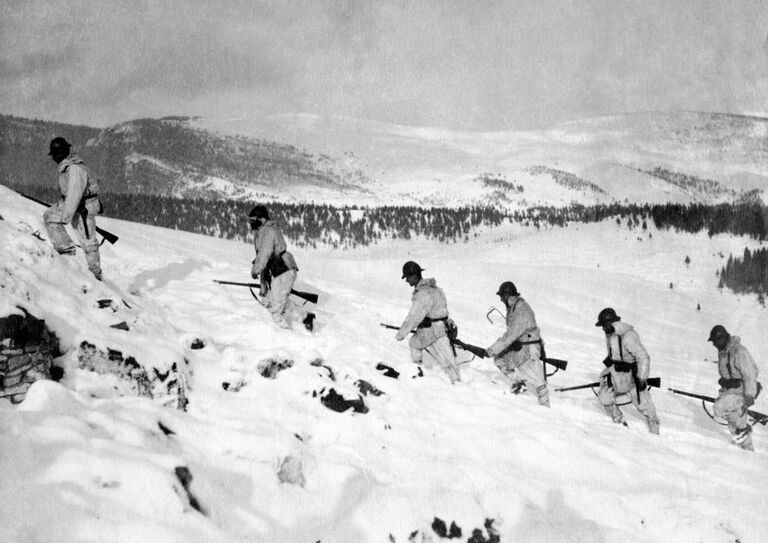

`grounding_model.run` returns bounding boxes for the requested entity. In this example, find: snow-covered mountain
[201,110,768,207]
[3,111,767,209]
[1,184,766,542]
